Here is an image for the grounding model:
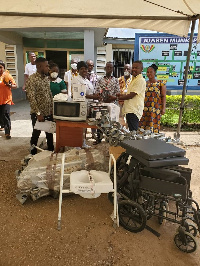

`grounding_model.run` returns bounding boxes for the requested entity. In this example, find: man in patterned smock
[95,62,120,103]
[26,57,54,155]
[94,61,120,144]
